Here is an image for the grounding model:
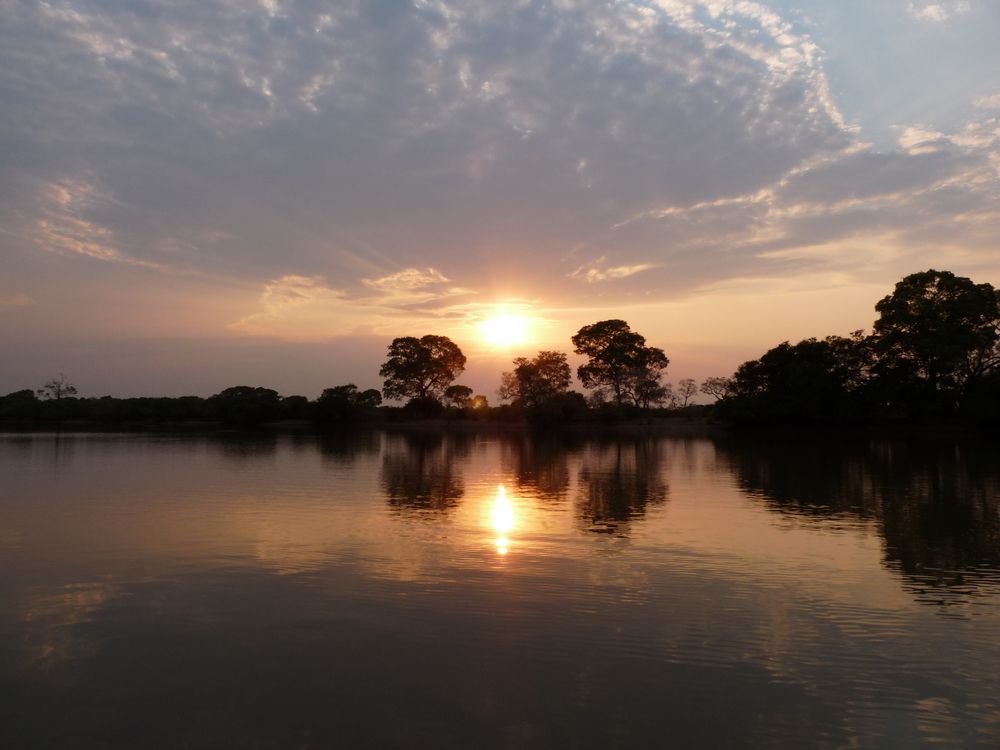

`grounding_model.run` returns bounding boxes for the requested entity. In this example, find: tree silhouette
[677,378,698,407]
[721,335,871,423]
[443,384,473,409]
[379,335,466,403]
[872,269,1000,414]
[700,376,734,401]
[498,350,572,409]
[209,386,282,425]
[317,384,382,421]
[38,374,77,400]
[572,320,668,406]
